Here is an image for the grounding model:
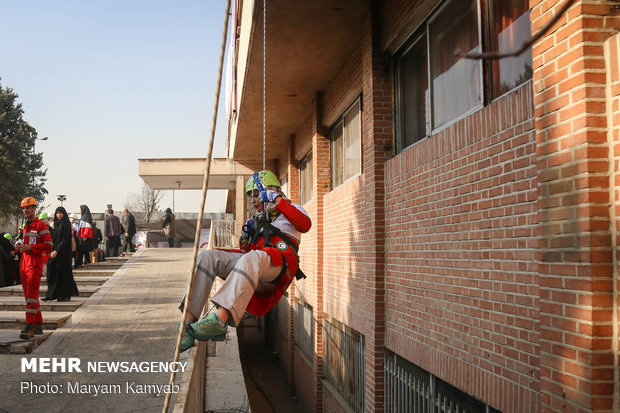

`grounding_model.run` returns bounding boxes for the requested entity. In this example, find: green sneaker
[177,322,195,352]
[187,313,228,341]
